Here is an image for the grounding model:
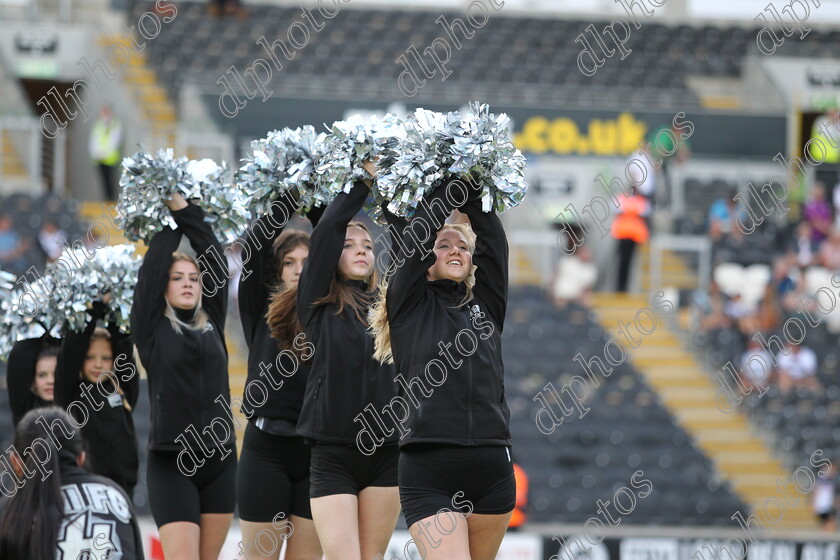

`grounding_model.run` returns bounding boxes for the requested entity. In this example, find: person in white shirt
[813,463,838,532]
[738,339,774,391]
[776,341,820,395]
[37,219,67,262]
